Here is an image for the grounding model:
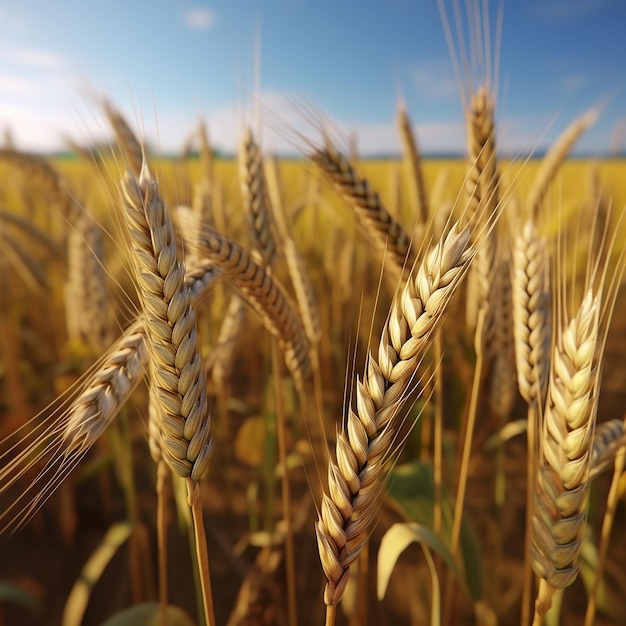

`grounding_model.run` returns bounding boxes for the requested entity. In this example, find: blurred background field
[0,148,626,625]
